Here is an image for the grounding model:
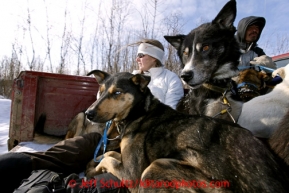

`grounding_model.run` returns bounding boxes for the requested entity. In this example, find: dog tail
[34,113,47,135]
